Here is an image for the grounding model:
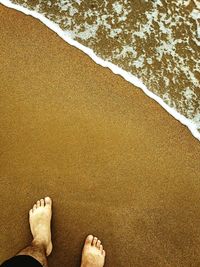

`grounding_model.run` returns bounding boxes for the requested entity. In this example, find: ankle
[32,238,46,253]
